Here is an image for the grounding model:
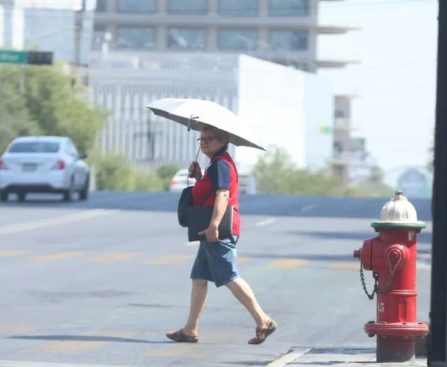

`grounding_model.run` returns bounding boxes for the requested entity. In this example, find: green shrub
[156,163,180,191]
[90,152,163,192]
